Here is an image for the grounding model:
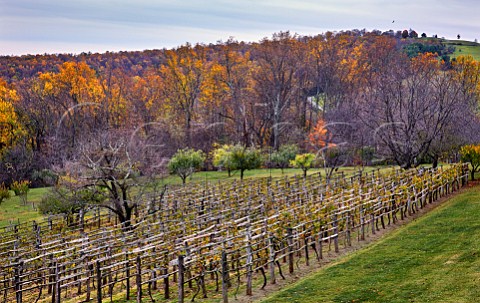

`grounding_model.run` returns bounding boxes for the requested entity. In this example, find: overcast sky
[0,0,478,56]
